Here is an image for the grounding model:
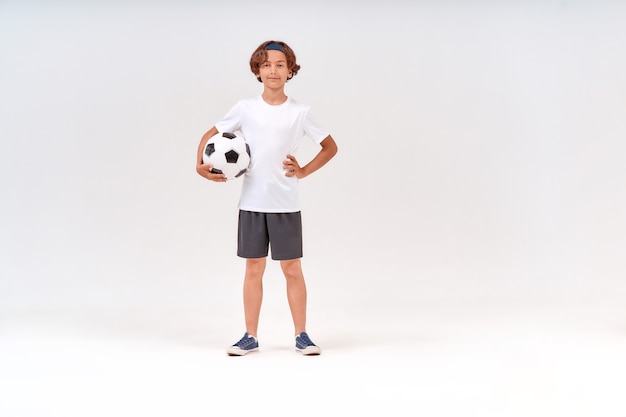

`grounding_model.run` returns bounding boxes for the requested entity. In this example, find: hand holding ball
[203,132,251,180]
